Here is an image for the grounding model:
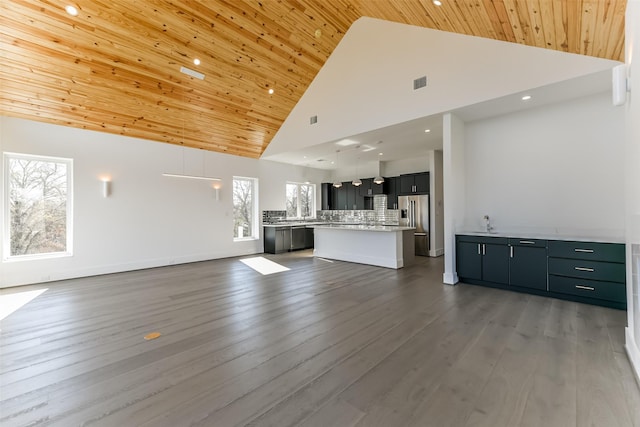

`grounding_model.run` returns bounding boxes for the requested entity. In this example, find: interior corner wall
[0,116,327,288]
[463,91,625,239]
[442,113,465,284]
[428,150,444,257]
[625,0,640,385]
